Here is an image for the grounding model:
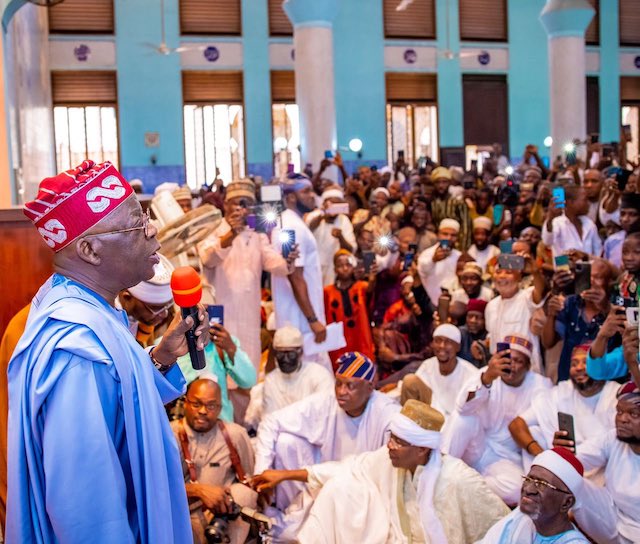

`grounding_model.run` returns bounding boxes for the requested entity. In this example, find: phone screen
[493,204,505,226]
[261,184,282,203]
[280,229,296,258]
[207,305,224,327]
[499,239,513,254]
[363,251,375,274]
